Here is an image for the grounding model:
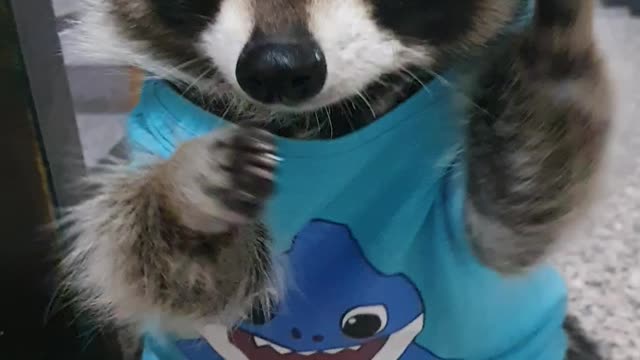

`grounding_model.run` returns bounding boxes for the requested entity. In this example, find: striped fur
[61,1,611,358]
